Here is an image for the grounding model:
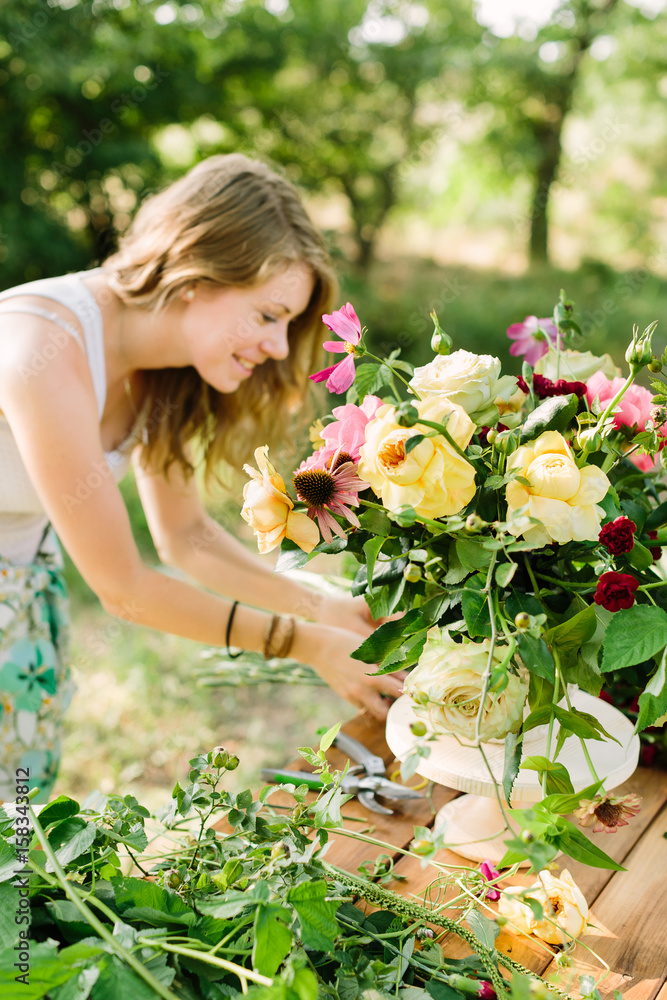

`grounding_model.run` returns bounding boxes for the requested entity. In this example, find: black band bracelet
[225,600,243,659]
